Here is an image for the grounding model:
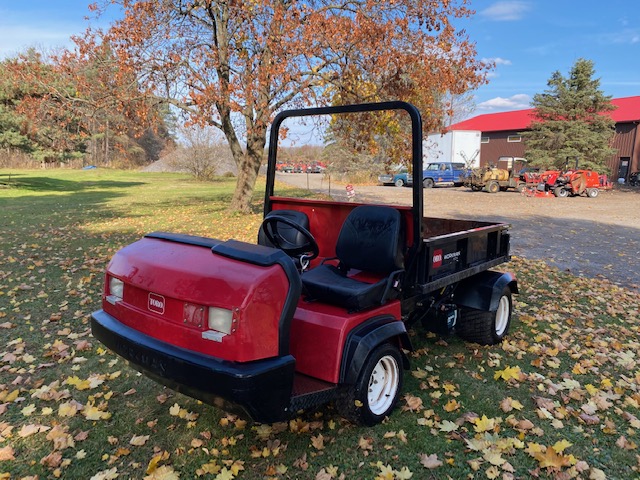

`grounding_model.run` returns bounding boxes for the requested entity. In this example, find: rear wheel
[423,178,435,188]
[586,188,599,198]
[394,178,405,188]
[458,287,512,345]
[337,343,403,426]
